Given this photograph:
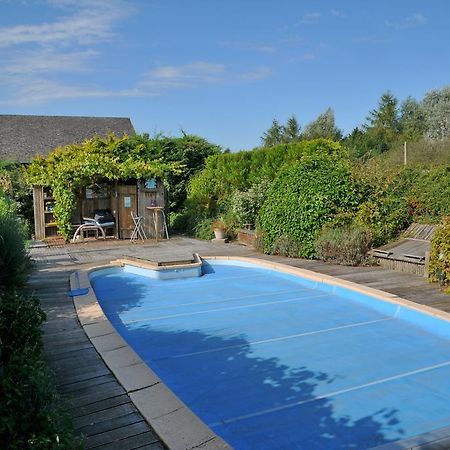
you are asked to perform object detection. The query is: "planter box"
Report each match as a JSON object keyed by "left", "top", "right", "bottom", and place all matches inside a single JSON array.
[{"left": 238, "top": 229, "right": 257, "bottom": 247}]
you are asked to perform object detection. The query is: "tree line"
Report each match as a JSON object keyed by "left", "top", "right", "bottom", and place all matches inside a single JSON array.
[{"left": 261, "top": 85, "right": 450, "bottom": 157}]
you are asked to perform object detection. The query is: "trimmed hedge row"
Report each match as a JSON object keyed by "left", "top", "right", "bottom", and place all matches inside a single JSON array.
[{"left": 187, "top": 139, "right": 344, "bottom": 217}]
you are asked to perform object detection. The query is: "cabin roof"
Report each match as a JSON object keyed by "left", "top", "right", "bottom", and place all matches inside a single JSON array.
[{"left": 0, "top": 114, "right": 135, "bottom": 163}]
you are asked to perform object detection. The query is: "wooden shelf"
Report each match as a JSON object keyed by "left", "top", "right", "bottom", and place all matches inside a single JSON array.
[
  {"left": 44, "top": 211, "right": 54, "bottom": 214},
  {"left": 45, "top": 222, "right": 57, "bottom": 228}
]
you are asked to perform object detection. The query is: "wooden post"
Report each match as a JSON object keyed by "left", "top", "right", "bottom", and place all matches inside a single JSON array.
[
  {"left": 403, "top": 141, "right": 407, "bottom": 166},
  {"left": 424, "top": 251, "right": 431, "bottom": 279}
]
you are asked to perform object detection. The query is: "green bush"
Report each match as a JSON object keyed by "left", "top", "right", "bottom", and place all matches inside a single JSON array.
[
  {"left": 228, "top": 178, "right": 272, "bottom": 228},
  {"left": 0, "top": 195, "right": 30, "bottom": 288},
  {"left": 0, "top": 161, "right": 34, "bottom": 236},
  {"left": 271, "top": 235, "right": 305, "bottom": 257},
  {"left": 315, "top": 225, "right": 373, "bottom": 266},
  {"left": 187, "top": 139, "right": 345, "bottom": 218},
  {"left": 258, "top": 154, "right": 360, "bottom": 258},
  {"left": 428, "top": 216, "right": 450, "bottom": 291},
  {"left": 0, "top": 290, "right": 80, "bottom": 449},
  {"left": 194, "top": 217, "right": 215, "bottom": 240}
]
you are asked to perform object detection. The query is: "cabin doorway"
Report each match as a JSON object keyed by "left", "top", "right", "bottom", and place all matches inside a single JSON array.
[{"left": 117, "top": 183, "right": 137, "bottom": 239}]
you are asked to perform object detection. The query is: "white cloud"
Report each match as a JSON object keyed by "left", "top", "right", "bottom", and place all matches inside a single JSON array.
[
  {"left": 330, "top": 9, "right": 346, "bottom": 18},
  {"left": 355, "top": 35, "right": 389, "bottom": 44},
  {"left": 302, "top": 52, "right": 315, "bottom": 60},
  {"left": 138, "top": 61, "right": 271, "bottom": 91},
  {"left": 3, "top": 48, "right": 98, "bottom": 74},
  {"left": 385, "top": 13, "right": 427, "bottom": 30},
  {"left": 221, "top": 40, "right": 277, "bottom": 54},
  {"left": 300, "top": 12, "right": 321, "bottom": 24},
  {"left": 0, "top": 61, "right": 272, "bottom": 105},
  {"left": 0, "top": 0, "right": 135, "bottom": 104},
  {"left": 0, "top": 0, "right": 132, "bottom": 47},
  {"left": 0, "top": 75, "right": 147, "bottom": 105},
  {"left": 0, "top": 1, "right": 272, "bottom": 106},
  {"left": 142, "top": 62, "right": 227, "bottom": 88}
]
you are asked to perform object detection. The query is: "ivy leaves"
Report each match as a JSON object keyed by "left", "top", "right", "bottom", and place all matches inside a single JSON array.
[{"left": 258, "top": 154, "right": 360, "bottom": 259}]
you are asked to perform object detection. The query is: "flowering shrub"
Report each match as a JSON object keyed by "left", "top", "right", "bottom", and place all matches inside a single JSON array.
[{"left": 229, "top": 178, "right": 272, "bottom": 228}]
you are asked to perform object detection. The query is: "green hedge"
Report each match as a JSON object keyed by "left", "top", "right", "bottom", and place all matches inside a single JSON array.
[
  {"left": 0, "top": 193, "right": 80, "bottom": 449},
  {"left": 187, "top": 139, "right": 344, "bottom": 218},
  {"left": 258, "top": 154, "right": 361, "bottom": 258},
  {"left": 0, "top": 195, "right": 30, "bottom": 287}
]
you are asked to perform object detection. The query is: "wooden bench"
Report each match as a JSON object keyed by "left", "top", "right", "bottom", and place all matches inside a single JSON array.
[{"left": 369, "top": 223, "right": 437, "bottom": 276}]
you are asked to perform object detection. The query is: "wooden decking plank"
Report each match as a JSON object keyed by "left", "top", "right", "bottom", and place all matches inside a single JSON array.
[
  {"left": 83, "top": 421, "right": 151, "bottom": 449},
  {"left": 49, "top": 347, "right": 102, "bottom": 365},
  {"left": 42, "top": 327, "right": 87, "bottom": 342},
  {"left": 70, "top": 394, "right": 132, "bottom": 418},
  {"left": 133, "top": 443, "right": 165, "bottom": 450},
  {"left": 45, "top": 341, "right": 93, "bottom": 358},
  {"left": 91, "top": 431, "right": 161, "bottom": 450},
  {"left": 58, "top": 374, "right": 117, "bottom": 394},
  {"left": 53, "top": 364, "right": 110, "bottom": 383},
  {"left": 76, "top": 412, "right": 145, "bottom": 437},
  {"left": 42, "top": 318, "right": 81, "bottom": 334},
  {"left": 66, "top": 385, "right": 126, "bottom": 409},
  {"left": 73, "top": 402, "right": 139, "bottom": 430}
]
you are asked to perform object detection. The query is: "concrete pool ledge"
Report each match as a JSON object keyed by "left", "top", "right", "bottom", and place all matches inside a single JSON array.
[
  {"left": 71, "top": 256, "right": 450, "bottom": 450},
  {"left": 70, "top": 265, "right": 231, "bottom": 450}
]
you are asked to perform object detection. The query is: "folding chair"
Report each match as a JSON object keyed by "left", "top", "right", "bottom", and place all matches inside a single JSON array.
[{"left": 131, "top": 211, "right": 147, "bottom": 241}]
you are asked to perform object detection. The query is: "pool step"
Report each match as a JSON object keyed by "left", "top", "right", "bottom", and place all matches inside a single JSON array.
[{"left": 113, "top": 253, "right": 203, "bottom": 280}]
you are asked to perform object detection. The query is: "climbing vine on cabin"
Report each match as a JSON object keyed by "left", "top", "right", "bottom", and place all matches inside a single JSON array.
[{"left": 26, "top": 135, "right": 178, "bottom": 240}]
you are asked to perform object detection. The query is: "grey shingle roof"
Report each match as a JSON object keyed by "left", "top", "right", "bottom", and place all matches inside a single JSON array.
[{"left": 0, "top": 115, "right": 135, "bottom": 163}]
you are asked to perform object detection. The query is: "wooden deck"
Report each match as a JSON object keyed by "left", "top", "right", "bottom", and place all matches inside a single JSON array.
[
  {"left": 28, "top": 267, "right": 165, "bottom": 450},
  {"left": 28, "top": 237, "right": 450, "bottom": 449}
]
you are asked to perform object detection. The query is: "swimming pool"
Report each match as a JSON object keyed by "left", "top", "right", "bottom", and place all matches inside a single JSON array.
[{"left": 90, "top": 258, "right": 450, "bottom": 449}]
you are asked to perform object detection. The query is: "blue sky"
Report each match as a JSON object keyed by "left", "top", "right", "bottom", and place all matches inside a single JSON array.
[{"left": 1, "top": 0, "right": 449, "bottom": 151}]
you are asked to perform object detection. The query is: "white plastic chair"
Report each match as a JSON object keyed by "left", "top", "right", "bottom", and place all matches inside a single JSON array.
[{"left": 131, "top": 211, "right": 147, "bottom": 241}]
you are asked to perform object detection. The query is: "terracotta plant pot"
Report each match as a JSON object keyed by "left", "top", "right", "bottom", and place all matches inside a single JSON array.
[{"left": 213, "top": 228, "right": 225, "bottom": 239}]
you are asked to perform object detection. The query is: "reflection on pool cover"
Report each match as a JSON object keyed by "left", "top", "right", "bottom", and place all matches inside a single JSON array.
[{"left": 91, "top": 260, "right": 450, "bottom": 449}]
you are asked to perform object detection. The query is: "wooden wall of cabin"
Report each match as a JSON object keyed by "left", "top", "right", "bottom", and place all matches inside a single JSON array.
[{"left": 33, "top": 186, "right": 45, "bottom": 240}]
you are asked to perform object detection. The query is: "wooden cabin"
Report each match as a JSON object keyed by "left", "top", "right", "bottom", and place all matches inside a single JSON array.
[
  {"left": 33, "top": 179, "right": 166, "bottom": 240},
  {"left": 0, "top": 114, "right": 168, "bottom": 240}
]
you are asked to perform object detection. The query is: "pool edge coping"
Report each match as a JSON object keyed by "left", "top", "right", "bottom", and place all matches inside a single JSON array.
[{"left": 72, "top": 255, "right": 450, "bottom": 450}]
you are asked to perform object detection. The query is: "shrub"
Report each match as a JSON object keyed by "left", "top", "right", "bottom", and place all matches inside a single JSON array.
[
  {"left": 0, "top": 194, "right": 30, "bottom": 288},
  {"left": 0, "top": 290, "right": 80, "bottom": 449},
  {"left": 428, "top": 216, "right": 450, "bottom": 290},
  {"left": 271, "top": 235, "right": 304, "bottom": 257},
  {"left": 315, "top": 225, "right": 373, "bottom": 266},
  {"left": 194, "top": 218, "right": 214, "bottom": 240},
  {"left": 0, "top": 161, "right": 34, "bottom": 236},
  {"left": 258, "top": 154, "right": 361, "bottom": 258},
  {"left": 352, "top": 162, "right": 450, "bottom": 246},
  {"left": 229, "top": 178, "right": 272, "bottom": 228}
]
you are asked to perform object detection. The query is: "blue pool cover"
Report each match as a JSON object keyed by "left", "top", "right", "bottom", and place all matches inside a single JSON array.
[{"left": 91, "top": 260, "right": 450, "bottom": 449}]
